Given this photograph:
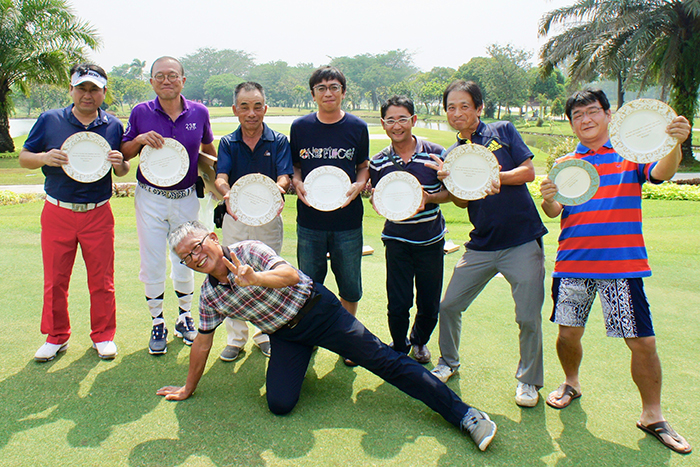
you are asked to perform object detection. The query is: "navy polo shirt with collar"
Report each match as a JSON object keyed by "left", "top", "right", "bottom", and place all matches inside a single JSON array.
[
  {"left": 216, "top": 123, "right": 293, "bottom": 183},
  {"left": 369, "top": 137, "right": 446, "bottom": 245},
  {"left": 446, "top": 120, "right": 547, "bottom": 251},
  {"left": 23, "top": 105, "right": 124, "bottom": 204}
]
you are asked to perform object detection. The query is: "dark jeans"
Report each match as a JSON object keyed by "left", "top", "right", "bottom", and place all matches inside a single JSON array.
[
  {"left": 384, "top": 239, "right": 444, "bottom": 354},
  {"left": 267, "top": 282, "right": 470, "bottom": 427}
]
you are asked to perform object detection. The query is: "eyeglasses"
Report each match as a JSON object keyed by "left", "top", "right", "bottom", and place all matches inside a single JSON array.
[
  {"left": 313, "top": 84, "right": 343, "bottom": 94},
  {"left": 571, "top": 106, "right": 604, "bottom": 121},
  {"left": 179, "top": 235, "right": 208, "bottom": 265},
  {"left": 153, "top": 72, "right": 182, "bottom": 83},
  {"left": 381, "top": 116, "right": 414, "bottom": 126}
]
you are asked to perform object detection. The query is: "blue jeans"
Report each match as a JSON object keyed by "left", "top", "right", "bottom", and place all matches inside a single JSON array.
[
  {"left": 267, "top": 282, "right": 470, "bottom": 427},
  {"left": 296, "top": 225, "right": 362, "bottom": 302}
]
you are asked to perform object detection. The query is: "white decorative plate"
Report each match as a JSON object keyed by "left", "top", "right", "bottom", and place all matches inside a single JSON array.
[
  {"left": 60, "top": 132, "right": 112, "bottom": 183},
  {"left": 609, "top": 99, "right": 677, "bottom": 163},
  {"left": 373, "top": 171, "right": 423, "bottom": 221},
  {"left": 228, "top": 173, "right": 283, "bottom": 226},
  {"left": 304, "top": 166, "right": 351, "bottom": 212},
  {"left": 140, "top": 138, "right": 190, "bottom": 187},
  {"left": 442, "top": 143, "right": 500, "bottom": 200},
  {"left": 549, "top": 158, "right": 600, "bottom": 206}
]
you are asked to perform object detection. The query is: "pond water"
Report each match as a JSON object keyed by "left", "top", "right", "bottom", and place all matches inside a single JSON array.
[{"left": 9, "top": 119, "right": 37, "bottom": 137}]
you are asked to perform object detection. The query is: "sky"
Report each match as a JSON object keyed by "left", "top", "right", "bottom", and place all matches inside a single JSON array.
[{"left": 68, "top": 0, "right": 574, "bottom": 73}]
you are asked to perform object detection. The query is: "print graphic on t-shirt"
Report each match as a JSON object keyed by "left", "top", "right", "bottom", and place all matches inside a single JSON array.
[{"left": 298, "top": 147, "right": 356, "bottom": 160}]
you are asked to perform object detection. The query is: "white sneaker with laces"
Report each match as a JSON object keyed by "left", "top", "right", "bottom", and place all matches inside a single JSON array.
[
  {"left": 34, "top": 342, "right": 68, "bottom": 362},
  {"left": 93, "top": 341, "right": 118, "bottom": 359},
  {"left": 430, "top": 363, "right": 457, "bottom": 383},
  {"left": 515, "top": 382, "right": 539, "bottom": 407}
]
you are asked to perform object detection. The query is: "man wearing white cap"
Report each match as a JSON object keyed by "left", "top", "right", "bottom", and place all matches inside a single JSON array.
[{"left": 20, "top": 63, "right": 130, "bottom": 361}]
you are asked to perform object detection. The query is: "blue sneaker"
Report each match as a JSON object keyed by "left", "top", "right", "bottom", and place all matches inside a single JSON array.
[
  {"left": 174, "top": 316, "right": 197, "bottom": 345},
  {"left": 149, "top": 323, "right": 168, "bottom": 355}
]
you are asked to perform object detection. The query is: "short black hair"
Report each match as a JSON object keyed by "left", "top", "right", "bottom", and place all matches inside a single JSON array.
[
  {"left": 309, "top": 66, "right": 346, "bottom": 93},
  {"left": 70, "top": 63, "right": 108, "bottom": 81},
  {"left": 234, "top": 81, "right": 266, "bottom": 105},
  {"left": 380, "top": 95, "right": 415, "bottom": 119},
  {"left": 150, "top": 56, "right": 185, "bottom": 77},
  {"left": 565, "top": 88, "right": 611, "bottom": 122},
  {"left": 443, "top": 80, "right": 483, "bottom": 110}
]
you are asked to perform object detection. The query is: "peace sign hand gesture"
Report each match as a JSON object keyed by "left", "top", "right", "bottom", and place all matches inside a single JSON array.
[{"left": 223, "top": 251, "right": 259, "bottom": 287}]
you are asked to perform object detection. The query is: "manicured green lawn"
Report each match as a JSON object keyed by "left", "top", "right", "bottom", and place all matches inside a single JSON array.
[{"left": 0, "top": 197, "right": 698, "bottom": 466}]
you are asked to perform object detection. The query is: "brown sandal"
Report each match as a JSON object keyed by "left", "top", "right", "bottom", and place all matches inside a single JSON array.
[
  {"left": 545, "top": 383, "right": 581, "bottom": 409},
  {"left": 637, "top": 421, "right": 692, "bottom": 454}
]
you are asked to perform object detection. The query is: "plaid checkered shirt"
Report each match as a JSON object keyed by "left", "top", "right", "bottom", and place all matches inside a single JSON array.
[{"left": 198, "top": 241, "right": 313, "bottom": 334}]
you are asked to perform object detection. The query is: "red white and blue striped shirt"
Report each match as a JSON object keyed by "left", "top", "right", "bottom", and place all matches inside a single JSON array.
[{"left": 552, "top": 140, "right": 659, "bottom": 279}]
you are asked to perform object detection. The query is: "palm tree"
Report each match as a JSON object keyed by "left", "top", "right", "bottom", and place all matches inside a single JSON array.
[
  {"left": 128, "top": 58, "right": 147, "bottom": 80},
  {"left": 0, "top": 0, "right": 100, "bottom": 153},
  {"left": 538, "top": 0, "right": 700, "bottom": 165}
]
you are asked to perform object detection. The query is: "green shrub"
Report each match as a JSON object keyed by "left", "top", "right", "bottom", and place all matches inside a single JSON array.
[
  {"left": 0, "top": 190, "right": 41, "bottom": 205},
  {"left": 545, "top": 138, "right": 577, "bottom": 172}
]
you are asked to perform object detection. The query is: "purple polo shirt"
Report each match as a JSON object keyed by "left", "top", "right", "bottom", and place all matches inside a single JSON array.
[{"left": 123, "top": 97, "right": 214, "bottom": 190}]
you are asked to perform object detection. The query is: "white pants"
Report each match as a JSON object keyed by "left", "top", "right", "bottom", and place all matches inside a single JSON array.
[
  {"left": 222, "top": 213, "right": 283, "bottom": 346},
  {"left": 134, "top": 185, "right": 198, "bottom": 317}
]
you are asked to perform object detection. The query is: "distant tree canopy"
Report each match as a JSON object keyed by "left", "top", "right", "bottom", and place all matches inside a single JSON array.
[
  {"left": 108, "top": 75, "right": 151, "bottom": 110},
  {"left": 179, "top": 48, "right": 255, "bottom": 102},
  {"left": 331, "top": 50, "right": 418, "bottom": 111},
  {"left": 204, "top": 74, "right": 244, "bottom": 107},
  {"left": 102, "top": 46, "right": 568, "bottom": 124}
]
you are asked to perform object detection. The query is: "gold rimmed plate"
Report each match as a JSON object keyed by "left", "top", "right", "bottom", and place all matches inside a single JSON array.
[
  {"left": 373, "top": 171, "right": 423, "bottom": 221},
  {"left": 304, "top": 166, "right": 351, "bottom": 211},
  {"left": 228, "top": 173, "right": 283, "bottom": 226},
  {"left": 610, "top": 99, "right": 677, "bottom": 163},
  {"left": 442, "top": 144, "right": 500, "bottom": 200},
  {"left": 61, "top": 132, "right": 112, "bottom": 183},
  {"left": 140, "top": 138, "right": 190, "bottom": 187}
]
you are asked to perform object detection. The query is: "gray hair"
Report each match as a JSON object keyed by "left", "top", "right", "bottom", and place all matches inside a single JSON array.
[
  {"left": 168, "top": 220, "right": 211, "bottom": 252},
  {"left": 234, "top": 81, "right": 266, "bottom": 105}
]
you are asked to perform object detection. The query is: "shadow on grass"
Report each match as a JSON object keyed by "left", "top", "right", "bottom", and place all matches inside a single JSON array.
[
  {"left": 0, "top": 348, "right": 162, "bottom": 449},
  {"left": 127, "top": 349, "right": 344, "bottom": 466},
  {"left": 549, "top": 402, "right": 672, "bottom": 466}
]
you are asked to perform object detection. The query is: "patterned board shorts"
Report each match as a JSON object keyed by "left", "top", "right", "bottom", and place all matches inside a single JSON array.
[{"left": 550, "top": 277, "right": 654, "bottom": 338}]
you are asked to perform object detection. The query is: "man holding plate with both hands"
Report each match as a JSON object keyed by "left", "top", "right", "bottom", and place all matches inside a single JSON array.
[
  {"left": 121, "top": 56, "right": 217, "bottom": 356},
  {"left": 214, "top": 81, "right": 293, "bottom": 362},
  {"left": 290, "top": 66, "right": 370, "bottom": 366},
  {"left": 20, "top": 63, "right": 130, "bottom": 362},
  {"left": 369, "top": 95, "right": 449, "bottom": 364},
  {"left": 427, "top": 80, "right": 548, "bottom": 409},
  {"left": 539, "top": 88, "right": 692, "bottom": 454}
]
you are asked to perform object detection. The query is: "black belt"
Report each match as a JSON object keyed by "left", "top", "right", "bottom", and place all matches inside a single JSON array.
[{"left": 285, "top": 287, "right": 320, "bottom": 329}]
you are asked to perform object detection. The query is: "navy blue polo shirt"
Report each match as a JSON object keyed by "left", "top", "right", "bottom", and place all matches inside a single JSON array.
[
  {"left": 23, "top": 105, "right": 124, "bottom": 203},
  {"left": 447, "top": 120, "right": 547, "bottom": 251},
  {"left": 216, "top": 123, "right": 293, "bottom": 183},
  {"left": 370, "top": 138, "right": 446, "bottom": 245}
]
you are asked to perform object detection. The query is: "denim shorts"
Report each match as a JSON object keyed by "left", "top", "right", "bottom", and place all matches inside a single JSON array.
[
  {"left": 296, "top": 225, "right": 363, "bottom": 302},
  {"left": 550, "top": 277, "right": 654, "bottom": 338}
]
